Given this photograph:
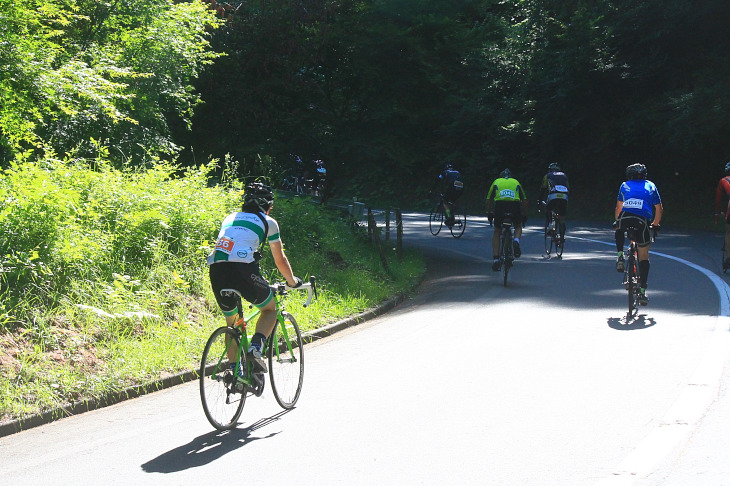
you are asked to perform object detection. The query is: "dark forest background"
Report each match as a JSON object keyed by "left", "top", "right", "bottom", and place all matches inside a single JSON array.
[{"left": 3, "top": 0, "right": 730, "bottom": 222}]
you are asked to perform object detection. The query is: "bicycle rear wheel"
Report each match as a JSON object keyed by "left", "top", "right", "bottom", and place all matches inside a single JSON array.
[
  {"left": 627, "top": 253, "right": 639, "bottom": 316},
  {"left": 502, "top": 227, "right": 512, "bottom": 287},
  {"left": 200, "top": 327, "right": 246, "bottom": 430},
  {"left": 543, "top": 219, "right": 553, "bottom": 256},
  {"left": 268, "top": 312, "right": 304, "bottom": 409},
  {"left": 450, "top": 209, "right": 466, "bottom": 238},
  {"left": 429, "top": 205, "right": 443, "bottom": 235},
  {"left": 555, "top": 228, "right": 564, "bottom": 258}
]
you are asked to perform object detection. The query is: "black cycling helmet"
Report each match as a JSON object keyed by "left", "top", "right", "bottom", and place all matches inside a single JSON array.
[
  {"left": 243, "top": 182, "right": 274, "bottom": 212},
  {"left": 548, "top": 163, "right": 561, "bottom": 172},
  {"left": 724, "top": 161, "right": 730, "bottom": 175},
  {"left": 625, "top": 163, "right": 647, "bottom": 180},
  {"left": 499, "top": 168, "right": 512, "bottom": 179},
  {"left": 444, "top": 163, "right": 453, "bottom": 171}
]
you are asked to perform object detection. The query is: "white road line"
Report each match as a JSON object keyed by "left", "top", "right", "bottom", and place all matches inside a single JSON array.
[{"left": 569, "top": 236, "right": 730, "bottom": 485}]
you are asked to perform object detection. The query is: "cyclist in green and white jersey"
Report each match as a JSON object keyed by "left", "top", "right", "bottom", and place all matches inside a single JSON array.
[{"left": 207, "top": 182, "right": 301, "bottom": 371}]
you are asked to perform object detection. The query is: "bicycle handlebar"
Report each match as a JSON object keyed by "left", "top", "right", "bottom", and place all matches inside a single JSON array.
[
  {"left": 280, "top": 275, "right": 317, "bottom": 307},
  {"left": 220, "top": 275, "right": 318, "bottom": 309}
]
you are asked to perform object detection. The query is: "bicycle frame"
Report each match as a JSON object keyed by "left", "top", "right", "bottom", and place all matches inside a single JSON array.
[{"left": 498, "top": 215, "right": 514, "bottom": 286}]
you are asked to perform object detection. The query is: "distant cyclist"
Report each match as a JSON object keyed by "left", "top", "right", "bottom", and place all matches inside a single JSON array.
[
  {"left": 539, "top": 163, "right": 569, "bottom": 241},
  {"left": 207, "top": 182, "right": 302, "bottom": 372},
  {"left": 486, "top": 168, "right": 528, "bottom": 271},
  {"left": 714, "top": 161, "right": 730, "bottom": 268},
  {"left": 434, "top": 163, "right": 464, "bottom": 227},
  {"left": 614, "top": 163, "right": 663, "bottom": 306}
]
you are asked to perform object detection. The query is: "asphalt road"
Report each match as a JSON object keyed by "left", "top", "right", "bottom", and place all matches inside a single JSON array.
[{"left": 1, "top": 213, "right": 729, "bottom": 485}]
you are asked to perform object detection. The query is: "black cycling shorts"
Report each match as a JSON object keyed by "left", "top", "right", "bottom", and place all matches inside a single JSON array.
[
  {"left": 209, "top": 262, "right": 273, "bottom": 316},
  {"left": 616, "top": 212, "right": 652, "bottom": 247},
  {"left": 494, "top": 200, "right": 522, "bottom": 228},
  {"left": 444, "top": 186, "right": 463, "bottom": 205},
  {"left": 546, "top": 199, "right": 568, "bottom": 217}
]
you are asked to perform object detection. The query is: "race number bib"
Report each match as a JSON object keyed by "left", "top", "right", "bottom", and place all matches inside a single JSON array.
[
  {"left": 623, "top": 198, "right": 644, "bottom": 209},
  {"left": 499, "top": 189, "right": 516, "bottom": 199},
  {"left": 214, "top": 237, "right": 235, "bottom": 254}
]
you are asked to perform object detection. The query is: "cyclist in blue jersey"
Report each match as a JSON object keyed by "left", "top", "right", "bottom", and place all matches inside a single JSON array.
[{"left": 614, "top": 164, "right": 663, "bottom": 306}]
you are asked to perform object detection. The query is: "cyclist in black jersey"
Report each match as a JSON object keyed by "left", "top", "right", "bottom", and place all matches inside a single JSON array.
[
  {"left": 434, "top": 163, "right": 464, "bottom": 227},
  {"left": 539, "top": 163, "right": 569, "bottom": 242}
]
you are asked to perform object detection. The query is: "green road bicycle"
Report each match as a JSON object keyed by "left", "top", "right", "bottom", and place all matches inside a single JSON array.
[
  {"left": 199, "top": 277, "right": 317, "bottom": 430},
  {"left": 429, "top": 193, "right": 466, "bottom": 238}
]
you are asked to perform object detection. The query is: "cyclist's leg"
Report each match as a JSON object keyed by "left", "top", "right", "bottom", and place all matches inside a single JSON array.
[
  {"left": 209, "top": 263, "right": 246, "bottom": 363},
  {"left": 510, "top": 202, "right": 523, "bottom": 257},
  {"left": 492, "top": 227, "right": 502, "bottom": 257},
  {"left": 254, "top": 297, "right": 277, "bottom": 341},
  {"left": 636, "top": 220, "right": 652, "bottom": 289},
  {"left": 637, "top": 246, "right": 650, "bottom": 285},
  {"left": 232, "top": 265, "right": 276, "bottom": 369},
  {"left": 554, "top": 199, "right": 568, "bottom": 238}
]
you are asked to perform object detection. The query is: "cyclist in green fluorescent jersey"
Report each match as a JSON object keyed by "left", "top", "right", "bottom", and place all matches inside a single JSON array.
[
  {"left": 486, "top": 168, "right": 528, "bottom": 271},
  {"left": 207, "top": 182, "right": 301, "bottom": 371}
]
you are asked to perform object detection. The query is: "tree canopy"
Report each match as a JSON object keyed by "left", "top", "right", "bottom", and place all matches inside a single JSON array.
[
  {"left": 0, "top": 0, "right": 220, "bottom": 165},
  {"left": 3, "top": 0, "right": 729, "bottom": 209}
]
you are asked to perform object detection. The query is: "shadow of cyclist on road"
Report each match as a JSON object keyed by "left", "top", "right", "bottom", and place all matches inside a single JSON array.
[
  {"left": 141, "top": 410, "right": 291, "bottom": 473},
  {"left": 607, "top": 314, "right": 657, "bottom": 331}
]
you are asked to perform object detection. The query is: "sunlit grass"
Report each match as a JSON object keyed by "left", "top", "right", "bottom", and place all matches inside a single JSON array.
[{"left": 0, "top": 157, "right": 425, "bottom": 421}]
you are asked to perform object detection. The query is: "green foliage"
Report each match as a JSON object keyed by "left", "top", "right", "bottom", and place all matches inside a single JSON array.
[
  {"left": 0, "top": 157, "right": 227, "bottom": 328},
  {"left": 0, "top": 0, "right": 222, "bottom": 166},
  {"left": 0, "top": 156, "right": 424, "bottom": 419}
]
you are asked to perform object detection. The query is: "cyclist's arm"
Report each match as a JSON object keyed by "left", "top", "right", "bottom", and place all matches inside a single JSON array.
[
  {"left": 518, "top": 185, "right": 528, "bottom": 211},
  {"left": 652, "top": 203, "right": 663, "bottom": 226},
  {"left": 485, "top": 183, "right": 496, "bottom": 213},
  {"left": 716, "top": 182, "right": 724, "bottom": 213},
  {"left": 615, "top": 200, "right": 623, "bottom": 219},
  {"left": 269, "top": 240, "right": 297, "bottom": 287}
]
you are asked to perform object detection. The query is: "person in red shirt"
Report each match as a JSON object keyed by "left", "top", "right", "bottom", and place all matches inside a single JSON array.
[{"left": 715, "top": 162, "right": 730, "bottom": 268}]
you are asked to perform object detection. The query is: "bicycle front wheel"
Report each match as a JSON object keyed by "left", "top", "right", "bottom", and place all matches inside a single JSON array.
[
  {"left": 268, "top": 312, "right": 304, "bottom": 409},
  {"left": 450, "top": 209, "right": 466, "bottom": 238},
  {"left": 200, "top": 327, "right": 246, "bottom": 430},
  {"left": 429, "top": 206, "right": 443, "bottom": 235}
]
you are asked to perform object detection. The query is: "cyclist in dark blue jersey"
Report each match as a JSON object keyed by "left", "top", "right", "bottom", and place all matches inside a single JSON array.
[{"left": 614, "top": 163, "right": 663, "bottom": 306}]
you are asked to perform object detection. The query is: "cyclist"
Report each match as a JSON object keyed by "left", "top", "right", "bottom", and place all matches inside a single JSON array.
[
  {"left": 714, "top": 161, "right": 730, "bottom": 268},
  {"left": 614, "top": 163, "right": 663, "bottom": 306},
  {"left": 539, "top": 163, "right": 569, "bottom": 241},
  {"left": 433, "top": 163, "right": 464, "bottom": 227},
  {"left": 207, "top": 182, "right": 301, "bottom": 372},
  {"left": 486, "top": 168, "right": 528, "bottom": 271}
]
